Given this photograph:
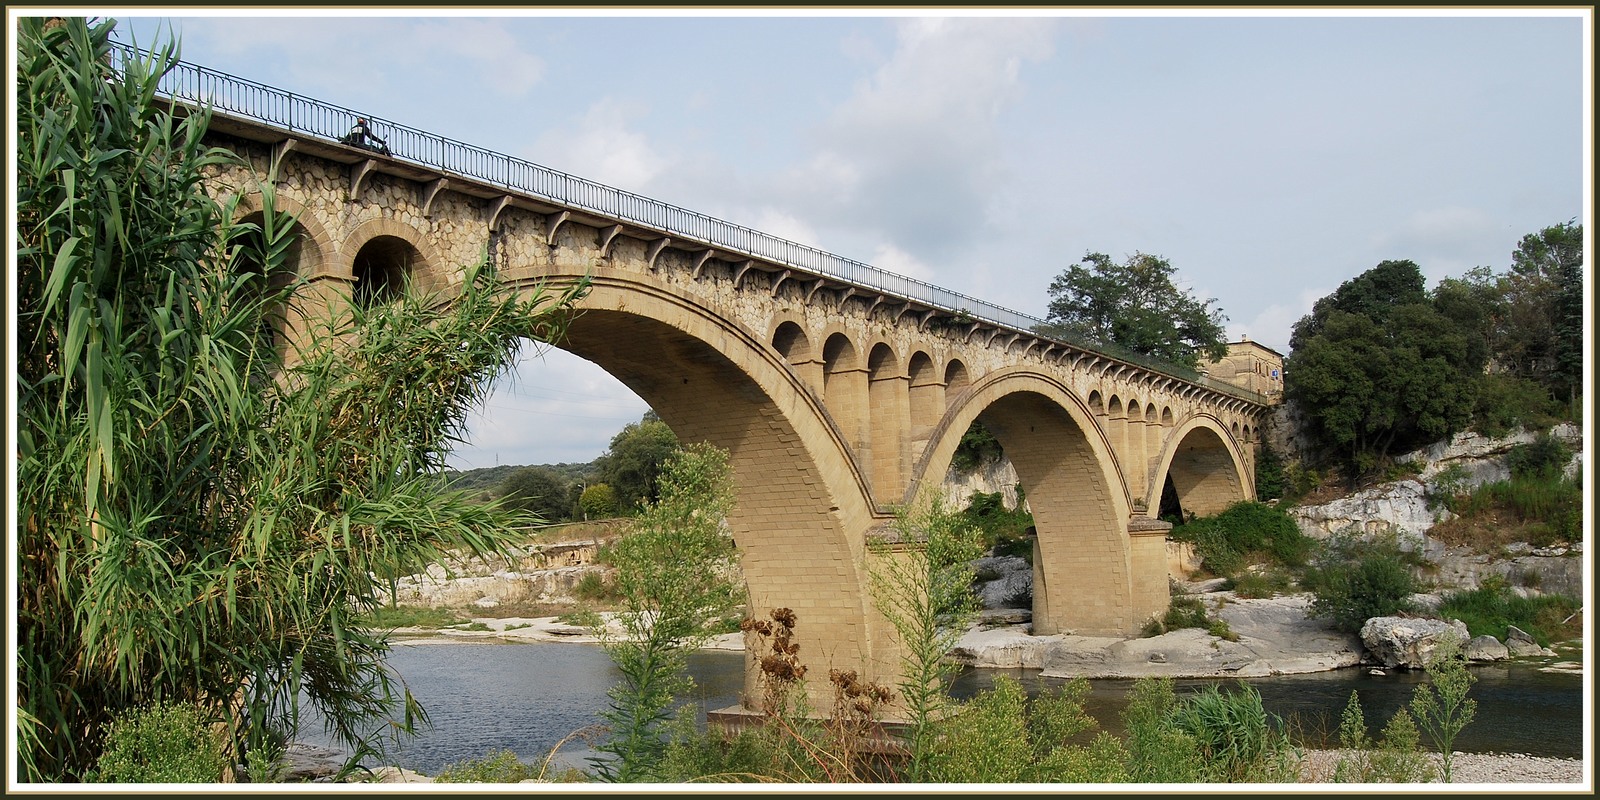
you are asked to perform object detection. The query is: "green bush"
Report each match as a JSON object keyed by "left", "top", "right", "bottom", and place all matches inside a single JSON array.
[
  {"left": 1472, "top": 374, "right": 1562, "bottom": 438},
  {"left": 434, "top": 749, "right": 541, "bottom": 783},
  {"left": 952, "top": 420, "right": 1004, "bottom": 473},
  {"left": 1170, "top": 501, "right": 1312, "bottom": 577},
  {"left": 573, "top": 570, "right": 615, "bottom": 602},
  {"left": 1226, "top": 568, "right": 1294, "bottom": 599},
  {"left": 1506, "top": 432, "right": 1573, "bottom": 479},
  {"left": 1437, "top": 582, "right": 1581, "bottom": 645},
  {"left": 92, "top": 701, "right": 229, "bottom": 783},
  {"left": 926, "top": 676, "right": 1127, "bottom": 783},
  {"left": 960, "top": 489, "right": 1035, "bottom": 559},
  {"left": 1145, "top": 594, "right": 1211, "bottom": 637},
  {"left": 1304, "top": 532, "right": 1421, "bottom": 633}
]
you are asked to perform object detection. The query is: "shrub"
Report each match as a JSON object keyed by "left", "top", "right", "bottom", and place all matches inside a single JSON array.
[
  {"left": 951, "top": 420, "right": 1004, "bottom": 472},
  {"left": 573, "top": 570, "right": 615, "bottom": 602},
  {"left": 1226, "top": 568, "right": 1295, "bottom": 599},
  {"left": 1332, "top": 691, "right": 1436, "bottom": 783},
  {"left": 1170, "top": 501, "right": 1312, "bottom": 578},
  {"left": 1145, "top": 594, "right": 1211, "bottom": 637},
  {"left": 1506, "top": 432, "right": 1573, "bottom": 480},
  {"left": 435, "top": 749, "right": 542, "bottom": 783},
  {"left": 92, "top": 702, "right": 229, "bottom": 783},
  {"left": 1304, "top": 532, "right": 1421, "bottom": 633}
]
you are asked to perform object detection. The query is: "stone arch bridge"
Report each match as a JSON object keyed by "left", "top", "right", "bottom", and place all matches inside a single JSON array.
[{"left": 162, "top": 55, "right": 1278, "bottom": 697}]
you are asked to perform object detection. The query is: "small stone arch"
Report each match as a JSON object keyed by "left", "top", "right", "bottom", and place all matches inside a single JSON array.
[
  {"left": 823, "top": 332, "right": 867, "bottom": 456},
  {"left": 867, "top": 343, "right": 907, "bottom": 498},
  {"left": 1088, "top": 390, "right": 1105, "bottom": 415},
  {"left": 771, "top": 319, "right": 822, "bottom": 392},
  {"left": 943, "top": 359, "right": 970, "bottom": 404},
  {"left": 339, "top": 217, "right": 445, "bottom": 299}
]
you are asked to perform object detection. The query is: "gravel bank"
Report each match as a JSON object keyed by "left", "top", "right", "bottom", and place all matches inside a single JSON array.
[{"left": 1299, "top": 749, "right": 1586, "bottom": 785}]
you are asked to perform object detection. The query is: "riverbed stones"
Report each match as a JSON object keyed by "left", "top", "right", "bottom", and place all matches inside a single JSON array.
[
  {"left": 1466, "top": 634, "right": 1510, "bottom": 662},
  {"left": 1505, "top": 624, "right": 1558, "bottom": 657},
  {"left": 1359, "top": 616, "right": 1471, "bottom": 669}
]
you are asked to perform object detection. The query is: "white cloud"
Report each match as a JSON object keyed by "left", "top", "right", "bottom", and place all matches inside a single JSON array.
[
  {"left": 451, "top": 347, "right": 649, "bottom": 469},
  {"left": 530, "top": 97, "right": 667, "bottom": 191},
  {"left": 1235, "top": 287, "right": 1332, "bottom": 355}
]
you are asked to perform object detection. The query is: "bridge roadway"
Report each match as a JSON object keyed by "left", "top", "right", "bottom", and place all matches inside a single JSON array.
[{"left": 162, "top": 52, "right": 1277, "bottom": 705}]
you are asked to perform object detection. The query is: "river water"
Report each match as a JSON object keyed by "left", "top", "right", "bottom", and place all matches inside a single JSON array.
[{"left": 298, "top": 640, "right": 1584, "bottom": 777}]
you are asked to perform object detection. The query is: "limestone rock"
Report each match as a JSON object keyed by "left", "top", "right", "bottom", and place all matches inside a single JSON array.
[
  {"left": 949, "top": 627, "right": 1051, "bottom": 669},
  {"left": 1289, "top": 480, "right": 1436, "bottom": 545},
  {"left": 1359, "top": 616, "right": 1471, "bottom": 669},
  {"left": 1465, "top": 634, "right": 1509, "bottom": 662},
  {"left": 973, "top": 556, "right": 1033, "bottom": 609},
  {"left": 1504, "top": 624, "right": 1557, "bottom": 657}
]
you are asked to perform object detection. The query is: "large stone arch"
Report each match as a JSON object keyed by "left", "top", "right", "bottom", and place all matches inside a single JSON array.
[
  {"left": 913, "top": 369, "right": 1147, "bottom": 636},
  {"left": 1149, "top": 414, "right": 1253, "bottom": 519},
  {"left": 510, "top": 272, "right": 895, "bottom": 698}
]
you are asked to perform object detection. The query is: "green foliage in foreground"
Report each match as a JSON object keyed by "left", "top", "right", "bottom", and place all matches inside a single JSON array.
[
  {"left": 90, "top": 702, "right": 230, "bottom": 783},
  {"left": 591, "top": 443, "right": 741, "bottom": 782},
  {"left": 434, "top": 749, "right": 544, "bottom": 783},
  {"left": 869, "top": 491, "right": 987, "bottom": 782},
  {"left": 1410, "top": 634, "right": 1477, "bottom": 783},
  {"left": 16, "top": 17, "right": 584, "bottom": 781},
  {"left": 1332, "top": 692, "right": 1436, "bottom": 783},
  {"left": 924, "top": 677, "right": 1128, "bottom": 783}
]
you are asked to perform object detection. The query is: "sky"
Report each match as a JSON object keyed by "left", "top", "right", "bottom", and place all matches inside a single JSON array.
[{"left": 83, "top": 8, "right": 1591, "bottom": 470}]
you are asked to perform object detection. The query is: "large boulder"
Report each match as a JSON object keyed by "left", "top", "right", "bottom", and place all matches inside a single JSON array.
[
  {"left": 1465, "top": 634, "right": 1509, "bottom": 662},
  {"left": 972, "top": 556, "right": 1033, "bottom": 609},
  {"left": 1359, "top": 616, "right": 1471, "bottom": 669}
]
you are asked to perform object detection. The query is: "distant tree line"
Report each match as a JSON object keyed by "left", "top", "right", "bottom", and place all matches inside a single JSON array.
[{"left": 455, "top": 411, "right": 682, "bottom": 523}]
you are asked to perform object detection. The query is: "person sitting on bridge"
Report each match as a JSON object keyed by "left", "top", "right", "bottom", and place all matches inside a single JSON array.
[{"left": 341, "top": 117, "right": 389, "bottom": 155}]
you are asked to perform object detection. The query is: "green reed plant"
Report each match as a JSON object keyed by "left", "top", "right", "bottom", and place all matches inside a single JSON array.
[{"left": 17, "top": 16, "right": 585, "bottom": 781}]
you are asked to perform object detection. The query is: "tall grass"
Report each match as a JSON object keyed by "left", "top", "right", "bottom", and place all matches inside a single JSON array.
[{"left": 16, "top": 17, "right": 584, "bottom": 780}]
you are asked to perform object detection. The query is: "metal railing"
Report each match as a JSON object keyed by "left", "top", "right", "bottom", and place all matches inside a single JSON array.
[{"left": 112, "top": 42, "right": 1268, "bottom": 405}]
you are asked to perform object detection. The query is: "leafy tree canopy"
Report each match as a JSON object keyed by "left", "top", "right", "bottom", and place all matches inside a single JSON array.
[
  {"left": 1289, "top": 259, "right": 1428, "bottom": 352},
  {"left": 595, "top": 412, "right": 680, "bottom": 513},
  {"left": 1040, "top": 251, "right": 1229, "bottom": 370},
  {"left": 498, "top": 466, "right": 572, "bottom": 523}
]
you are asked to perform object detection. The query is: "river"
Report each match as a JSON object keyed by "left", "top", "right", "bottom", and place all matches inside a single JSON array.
[{"left": 295, "top": 640, "right": 1583, "bottom": 778}]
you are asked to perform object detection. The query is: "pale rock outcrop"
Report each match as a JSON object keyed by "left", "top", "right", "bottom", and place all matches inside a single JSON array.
[
  {"left": 1288, "top": 480, "right": 1437, "bottom": 546},
  {"left": 1466, "top": 634, "right": 1510, "bottom": 662},
  {"left": 1359, "top": 616, "right": 1471, "bottom": 669},
  {"left": 1506, "top": 625, "right": 1559, "bottom": 658}
]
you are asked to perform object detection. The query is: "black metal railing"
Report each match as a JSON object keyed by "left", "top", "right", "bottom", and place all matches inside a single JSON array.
[{"left": 112, "top": 42, "right": 1268, "bottom": 405}]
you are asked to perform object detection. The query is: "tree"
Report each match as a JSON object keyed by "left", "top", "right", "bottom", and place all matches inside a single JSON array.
[
  {"left": 498, "top": 466, "right": 572, "bottom": 523},
  {"left": 1284, "top": 261, "right": 1483, "bottom": 482},
  {"left": 1485, "top": 221, "right": 1583, "bottom": 404},
  {"left": 16, "top": 18, "right": 585, "bottom": 781},
  {"left": 1289, "top": 259, "right": 1428, "bottom": 352},
  {"left": 595, "top": 413, "right": 680, "bottom": 513},
  {"left": 591, "top": 443, "right": 741, "bottom": 782},
  {"left": 1041, "top": 251, "right": 1229, "bottom": 369}
]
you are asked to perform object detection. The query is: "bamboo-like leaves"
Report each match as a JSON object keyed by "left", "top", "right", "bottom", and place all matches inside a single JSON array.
[{"left": 17, "top": 17, "right": 586, "bottom": 781}]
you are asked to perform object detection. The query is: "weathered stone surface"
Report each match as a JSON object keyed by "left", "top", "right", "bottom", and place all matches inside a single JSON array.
[
  {"left": 1359, "top": 616, "right": 1471, "bottom": 669},
  {"left": 948, "top": 627, "right": 1052, "bottom": 669},
  {"left": 1288, "top": 480, "right": 1437, "bottom": 545},
  {"left": 1465, "top": 634, "right": 1509, "bottom": 662},
  {"left": 973, "top": 556, "right": 1032, "bottom": 609}
]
